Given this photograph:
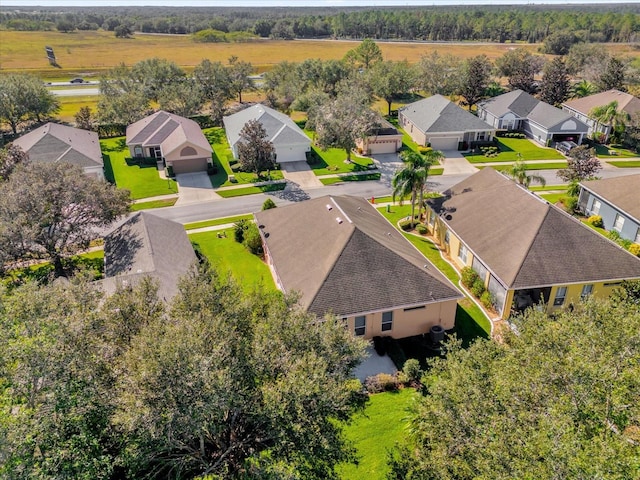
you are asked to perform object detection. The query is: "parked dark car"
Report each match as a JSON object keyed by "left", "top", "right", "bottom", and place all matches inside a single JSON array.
[
  {"left": 70, "top": 78, "right": 84, "bottom": 84},
  {"left": 556, "top": 140, "right": 578, "bottom": 155}
]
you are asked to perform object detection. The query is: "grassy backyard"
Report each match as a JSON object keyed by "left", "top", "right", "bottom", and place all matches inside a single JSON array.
[
  {"left": 100, "top": 137, "right": 178, "bottom": 200},
  {"left": 189, "top": 229, "right": 276, "bottom": 292},
  {"left": 338, "top": 389, "right": 417, "bottom": 480},
  {"left": 464, "top": 137, "right": 565, "bottom": 163}
]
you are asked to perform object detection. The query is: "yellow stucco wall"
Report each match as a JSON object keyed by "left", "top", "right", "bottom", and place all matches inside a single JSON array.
[{"left": 344, "top": 299, "right": 458, "bottom": 340}]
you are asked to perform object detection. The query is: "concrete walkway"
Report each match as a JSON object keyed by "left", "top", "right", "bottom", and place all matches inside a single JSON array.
[
  {"left": 175, "top": 172, "right": 220, "bottom": 205},
  {"left": 353, "top": 345, "right": 398, "bottom": 382},
  {"left": 441, "top": 150, "right": 480, "bottom": 175}
]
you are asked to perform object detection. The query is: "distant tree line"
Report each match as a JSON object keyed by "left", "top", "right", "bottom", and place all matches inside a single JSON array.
[{"left": 0, "top": 5, "right": 638, "bottom": 43}]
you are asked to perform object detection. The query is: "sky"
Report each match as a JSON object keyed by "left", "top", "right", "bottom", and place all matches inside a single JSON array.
[{"left": 4, "top": 0, "right": 628, "bottom": 7}]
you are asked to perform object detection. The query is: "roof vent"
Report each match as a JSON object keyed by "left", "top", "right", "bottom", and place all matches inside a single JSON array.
[
  {"left": 326, "top": 204, "right": 333, "bottom": 211},
  {"left": 387, "top": 232, "right": 392, "bottom": 236},
  {"left": 336, "top": 217, "right": 343, "bottom": 224}
]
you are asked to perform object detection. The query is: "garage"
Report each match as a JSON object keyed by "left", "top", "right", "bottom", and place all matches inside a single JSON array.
[
  {"left": 170, "top": 157, "right": 209, "bottom": 174},
  {"left": 428, "top": 137, "right": 459, "bottom": 150},
  {"left": 274, "top": 145, "right": 310, "bottom": 163}
]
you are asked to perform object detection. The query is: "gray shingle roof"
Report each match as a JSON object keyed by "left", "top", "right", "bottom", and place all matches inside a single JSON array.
[
  {"left": 223, "top": 104, "right": 310, "bottom": 149},
  {"left": 102, "top": 212, "right": 197, "bottom": 301},
  {"left": 254, "top": 196, "right": 462, "bottom": 318},
  {"left": 479, "top": 90, "right": 585, "bottom": 130},
  {"left": 398, "top": 95, "right": 494, "bottom": 134},
  {"left": 12, "top": 122, "right": 103, "bottom": 168},
  {"left": 563, "top": 90, "right": 640, "bottom": 118},
  {"left": 126, "top": 110, "right": 212, "bottom": 156},
  {"left": 580, "top": 174, "right": 640, "bottom": 223},
  {"left": 427, "top": 168, "right": 640, "bottom": 289}
]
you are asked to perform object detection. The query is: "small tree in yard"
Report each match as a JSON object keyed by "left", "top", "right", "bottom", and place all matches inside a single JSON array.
[
  {"left": 74, "top": 106, "right": 95, "bottom": 131},
  {"left": 557, "top": 146, "right": 602, "bottom": 182},
  {"left": 236, "top": 119, "right": 276, "bottom": 175},
  {"left": 262, "top": 198, "right": 277, "bottom": 210},
  {"left": 0, "top": 144, "right": 29, "bottom": 181}
]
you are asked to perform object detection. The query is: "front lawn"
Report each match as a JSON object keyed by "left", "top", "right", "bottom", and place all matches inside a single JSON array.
[
  {"left": 338, "top": 389, "right": 418, "bottom": 480},
  {"left": 304, "top": 130, "right": 375, "bottom": 175},
  {"left": 100, "top": 137, "right": 178, "bottom": 200},
  {"left": 594, "top": 144, "right": 638, "bottom": 158},
  {"left": 320, "top": 173, "right": 381, "bottom": 185},
  {"left": 184, "top": 214, "right": 253, "bottom": 231},
  {"left": 189, "top": 229, "right": 276, "bottom": 292},
  {"left": 608, "top": 160, "right": 640, "bottom": 168},
  {"left": 130, "top": 198, "right": 177, "bottom": 211},
  {"left": 464, "top": 137, "right": 565, "bottom": 163},
  {"left": 216, "top": 183, "right": 286, "bottom": 198},
  {"left": 487, "top": 162, "right": 567, "bottom": 171},
  {"left": 203, "top": 127, "right": 284, "bottom": 187}
]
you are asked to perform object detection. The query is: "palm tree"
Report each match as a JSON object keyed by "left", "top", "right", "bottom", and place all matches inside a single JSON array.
[
  {"left": 589, "top": 101, "right": 630, "bottom": 144},
  {"left": 505, "top": 159, "right": 546, "bottom": 188},
  {"left": 392, "top": 150, "right": 440, "bottom": 227},
  {"left": 570, "top": 80, "right": 596, "bottom": 99}
]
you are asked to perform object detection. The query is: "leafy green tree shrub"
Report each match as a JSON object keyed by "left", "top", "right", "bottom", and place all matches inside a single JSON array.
[
  {"left": 416, "top": 224, "right": 428, "bottom": 234},
  {"left": 480, "top": 290, "right": 493, "bottom": 309},
  {"left": 471, "top": 278, "right": 486, "bottom": 297},
  {"left": 234, "top": 218, "right": 250, "bottom": 243},
  {"left": 402, "top": 359, "right": 423, "bottom": 385},
  {"left": 243, "top": 222, "right": 263, "bottom": 255},
  {"left": 461, "top": 267, "right": 479, "bottom": 288},
  {"left": 365, "top": 373, "right": 399, "bottom": 393},
  {"left": 262, "top": 198, "right": 277, "bottom": 210},
  {"left": 587, "top": 215, "right": 603, "bottom": 228}
]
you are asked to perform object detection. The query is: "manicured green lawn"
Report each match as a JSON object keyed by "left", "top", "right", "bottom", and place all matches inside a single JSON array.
[
  {"left": 203, "top": 127, "right": 285, "bottom": 187},
  {"left": 320, "top": 173, "right": 381, "bottom": 185},
  {"left": 130, "top": 198, "right": 177, "bottom": 211},
  {"left": 189, "top": 229, "right": 276, "bottom": 291},
  {"left": 338, "top": 389, "right": 418, "bottom": 480},
  {"left": 304, "top": 130, "right": 375, "bottom": 175},
  {"left": 378, "top": 205, "right": 491, "bottom": 339},
  {"left": 594, "top": 144, "right": 638, "bottom": 158},
  {"left": 216, "top": 183, "right": 286, "bottom": 198},
  {"left": 464, "top": 137, "right": 565, "bottom": 163},
  {"left": 529, "top": 184, "right": 566, "bottom": 192},
  {"left": 487, "top": 162, "right": 567, "bottom": 171},
  {"left": 184, "top": 214, "right": 253, "bottom": 231},
  {"left": 429, "top": 167, "right": 444, "bottom": 175},
  {"left": 539, "top": 192, "right": 567, "bottom": 204},
  {"left": 100, "top": 137, "right": 178, "bottom": 200},
  {"left": 608, "top": 160, "right": 640, "bottom": 167}
]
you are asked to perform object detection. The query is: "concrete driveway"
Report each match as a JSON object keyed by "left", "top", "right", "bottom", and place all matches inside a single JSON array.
[
  {"left": 370, "top": 153, "right": 403, "bottom": 186},
  {"left": 441, "top": 150, "right": 479, "bottom": 175},
  {"left": 280, "top": 161, "right": 323, "bottom": 188},
  {"left": 175, "top": 172, "right": 220, "bottom": 205}
]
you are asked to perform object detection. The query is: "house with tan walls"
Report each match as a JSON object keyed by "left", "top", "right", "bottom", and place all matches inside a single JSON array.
[
  {"left": 126, "top": 111, "right": 213, "bottom": 174},
  {"left": 356, "top": 117, "right": 403, "bottom": 155},
  {"left": 254, "top": 195, "right": 463, "bottom": 340},
  {"left": 425, "top": 168, "right": 640, "bottom": 320}
]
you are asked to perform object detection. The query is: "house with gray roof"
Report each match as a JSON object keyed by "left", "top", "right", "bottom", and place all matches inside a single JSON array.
[
  {"left": 578, "top": 174, "right": 640, "bottom": 244},
  {"left": 356, "top": 116, "right": 403, "bottom": 155},
  {"left": 101, "top": 212, "right": 197, "bottom": 301},
  {"left": 398, "top": 95, "right": 495, "bottom": 150},
  {"left": 12, "top": 122, "right": 104, "bottom": 180},
  {"left": 126, "top": 111, "right": 213, "bottom": 174},
  {"left": 562, "top": 89, "right": 640, "bottom": 142},
  {"left": 223, "top": 104, "right": 311, "bottom": 164},
  {"left": 254, "top": 195, "right": 463, "bottom": 340},
  {"left": 425, "top": 168, "right": 640, "bottom": 319},
  {"left": 477, "top": 90, "right": 589, "bottom": 146}
]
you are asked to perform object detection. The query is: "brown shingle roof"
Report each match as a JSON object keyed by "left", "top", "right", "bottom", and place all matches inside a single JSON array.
[
  {"left": 254, "top": 196, "right": 462, "bottom": 317},
  {"left": 102, "top": 212, "right": 197, "bottom": 301},
  {"left": 580, "top": 174, "right": 640, "bottom": 223},
  {"left": 428, "top": 168, "right": 640, "bottom": 289},
  {"left": 563, "top": 90, "right": 640, "bottom": 117},
  {"left": 12, "top": 122, "right": 103, "bottom": 168}
]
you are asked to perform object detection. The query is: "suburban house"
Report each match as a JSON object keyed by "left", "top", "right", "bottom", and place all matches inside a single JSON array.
[
  {"left": 356, "top": 117, "right": 403, "bottom": 155},
  {"left": 12, "top": 122, "right": 104, "bottom": 180},
  {"left": 398, "top": 94, "right": 495, "bottom": 150},
  {"left": 578, "top": 174, "right": 640, "bottom": 244},
  {"left": 100, "top": 212, "right": 198, "bottom": 301},
  {"left": 477, "top": 89, "right": 589, "bottom": 146},
  {"left": 562, "top": 89, "right": 640, "bottom": 142},
  {"left": 425, "top": 168, "right": 640, "bottom": 319},
  {"left": 126, "top": 111, "right": 213, "bottom": 175},
  {"left": 254, "top": 195, "right": 463, "bottom": 340},
  {"left": 223, "top": 104, "right": 311, "bottom": 164}
]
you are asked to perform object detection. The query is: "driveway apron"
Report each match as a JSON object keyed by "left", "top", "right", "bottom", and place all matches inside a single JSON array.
[
  {"left": 175, "top": 172, "right": 220, "bottom": 205},
  {"left": 280, "top": 161, "right": 323, "bottom": 188}
]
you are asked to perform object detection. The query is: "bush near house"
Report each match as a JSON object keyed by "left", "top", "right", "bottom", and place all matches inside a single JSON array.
[
  {"left": 587, "top": 215, "right": 603, "bottom": 228},
  {"left": 630, "top": 244, "right": 640, "bottom": 257},
  {"left": 461, "top": 266, "right": 479, "bottom": 288}
]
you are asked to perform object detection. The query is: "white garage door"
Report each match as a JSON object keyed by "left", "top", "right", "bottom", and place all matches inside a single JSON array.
[
  {"left": 369, "top": 141, "right": 398, "bottom": 154},
  {"left": 429, "top": 137, "right": 459, "bottom": 150},
  {"left": 275, "top": 145, "right": 309, "bottom": 163}
]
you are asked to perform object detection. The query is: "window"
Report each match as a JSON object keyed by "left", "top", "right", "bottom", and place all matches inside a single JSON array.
[
  {"left": 581, "top": 284, "right": 593, "bottom": 300},
  {"left": 444, "top": 230, "right": 450, "bottom": 245},
  {"left": 133, "top": 145, "right": 143, "bottom": 158},
  {"left": 553, "top": 286, "right": 567, "bottom": 306},
  {"left": 381, "top": 311, "right": 393, "bottom": 332},
  {"left": 458, "top": 244, "right": 469, "bottom": 264},
  {"left": 590, "top": 199, "right": 601, "bottom": 215},
  {"left": 477, "top": 132, "right": 485, "bottom": 141},
  {"left": 354, "top": 316, "right": 366, "bottom": 336},
  {"left": 150, "top": 146, "right": 162, "bottom": 158},
  {"left": 613, "top": 214, "right": 625, "bottom": 232}
]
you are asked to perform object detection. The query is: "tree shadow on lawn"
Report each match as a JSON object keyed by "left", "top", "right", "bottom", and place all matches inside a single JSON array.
[
  {"left": 102, "top": 154, "right": 116, "bottom": 184},
  {"left": 453, "top": 303, "right": 489, "bottom": 348},
  {"left": 495, "top": 139, "right": 515, "bottom": 153},
  {"left": 209, "top": 152, "right": 228, "bottom": 188},
  {"left": 100, "top": 138, "right": 127, "bottom": 152},
  {"left": 204, "top": 128, "right": 225, "bottom": 145}
]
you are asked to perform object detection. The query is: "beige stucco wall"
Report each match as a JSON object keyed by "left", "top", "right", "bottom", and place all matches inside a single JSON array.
[
  {"left": 164, "top": 142, "right": 212, "bottom": 163},
  {"left": 344, "top": 299, "right": 458, "bottom": 340}
]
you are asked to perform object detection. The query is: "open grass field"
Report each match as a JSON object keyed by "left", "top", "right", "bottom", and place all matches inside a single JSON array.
[
  {"left": 189, "top": 229, "right": 276, "bottom": 291},
  {"left": 100, "top": 137, "right": 178, "bottom": 199},
  {"left": 56, "top": 95, "right": 99, "bottom": 123},
  {"left": 465, "top": 137, "right": 565, "bottom": 163},
  {"left": 337, "top": 388, "right": 418, "bottom": 480}
]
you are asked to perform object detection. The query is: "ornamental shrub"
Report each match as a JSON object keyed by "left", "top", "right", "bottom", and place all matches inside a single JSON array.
[
  {"left": 416, "top": 224, "right": 428, "bottom": 234},
  {"left": 471, "top": 278, "right": 486, "bottom": 297},
  {"left": 262, "top": 198, "right": 277, "bottom": 210},
  {"left": 480, "top": 290, "right": 493, "bottom": 309},
  {"left": 402, "top": 359, "right": 422, "bottom": 384},
  {"left": 365, "top": 373, "right": 399, "bottom": 393},
  {"left": 461, "top": 267, "right": 479, "bottom": 288},
  {"left": 587, "top": 215, "right": 603, "bottom": 228},
  {"left": 630, "top": 244, "right": 640, "bottom": 257}
]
